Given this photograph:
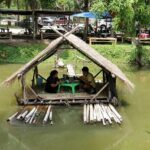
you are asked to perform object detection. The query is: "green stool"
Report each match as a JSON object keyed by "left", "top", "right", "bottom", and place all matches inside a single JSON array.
[{"left": 58, "top": 83, "right": 79, "bottom": 94}]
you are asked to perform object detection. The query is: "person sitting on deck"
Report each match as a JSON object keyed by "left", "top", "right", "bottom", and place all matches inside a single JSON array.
[
  {"left": 45, "top": 70, "right": 60, "bottom": 93},
  {"left": 79, "top": 66, "right": 96, "bottom": 94}
]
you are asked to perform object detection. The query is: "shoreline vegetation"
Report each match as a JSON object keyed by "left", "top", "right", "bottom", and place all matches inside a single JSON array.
[{"left": 0, "top": 41, "right": 150, "bottom": 68}]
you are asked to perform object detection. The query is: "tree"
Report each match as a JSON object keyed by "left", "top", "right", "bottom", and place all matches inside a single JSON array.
[
  {"left": 40, "top": 0, "right": 56, "bottom": 9},
  {"left": 91, "top": 0, "right": 150, "bottom": 67},
  {"left": 91, "top": 0, "right": 150, "bottom": 36},
  {"left": 0, "top": 0, "right": 12, "bottom": 8}
]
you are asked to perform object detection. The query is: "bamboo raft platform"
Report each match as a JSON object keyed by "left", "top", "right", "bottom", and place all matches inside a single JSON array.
[{"left": 7, "top": 103, "right": 123, "bottom": 126}]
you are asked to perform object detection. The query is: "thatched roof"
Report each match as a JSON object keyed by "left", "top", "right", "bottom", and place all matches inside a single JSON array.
[{"left": 1, "top": 27, "right": 134, "bottom": 89}]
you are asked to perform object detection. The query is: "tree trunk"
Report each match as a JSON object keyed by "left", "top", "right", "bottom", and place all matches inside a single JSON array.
[
  {"left": 133, "top": 38, "right": 143, "bottom": 68},
  {"left": 32, "top": 9, "right": 37, "bottom": 40},
  {"left": 16, "top": 0, "right": 20, "bottom": 23},
  {"left": 83, "top": 0, "right": 89, "bottom": 41}
]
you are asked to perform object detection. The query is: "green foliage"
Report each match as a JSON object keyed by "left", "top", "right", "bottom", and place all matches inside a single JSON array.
[
  {"left": 59, "top": 50, "right": 69, "bottom": 59},
  {"left": 91, "top": 0, "right": 150, "bottom": 36},
  {"left": 25, "top": 0, "right": 40, "bottom": 10},
  {"left": 40, "top": 0, "right": 56, "bottom": 9},
  {"left": 57, "top": 0, "right": 76, "bottom": 10},
  {"left": 128, "top": 45, "right": 150, "bottom": 66}
]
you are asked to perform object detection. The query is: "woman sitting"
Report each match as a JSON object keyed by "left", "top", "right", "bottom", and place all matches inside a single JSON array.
[{"left": 45, "top": 70, "right": 60, "bottom": 93}]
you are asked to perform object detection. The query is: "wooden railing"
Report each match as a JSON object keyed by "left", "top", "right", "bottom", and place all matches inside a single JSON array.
[{"left": 0, "top": 28, "right": 12, "bottom": 40}]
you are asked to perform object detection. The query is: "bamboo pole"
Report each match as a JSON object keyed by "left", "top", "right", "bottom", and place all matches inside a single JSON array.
[
  {"left": 101, "top": 104, "right": 112, "bottom": 124},
  {"left": 25, "top": 107, "right": 36, "bottom": 122},
  {"left": 17, "top": 112, "right": 23, "bottom": 120},
  {"left": 90, "top": 82, "right": 109, "bottom": 101},
  {"left": 93, "top": 104, "right": 97, "bottom": 122},
  {"left": 29, "top": 107, "right": 38, "bottom": 124},
  {"left": 95, "top": 104, "right": 101, "bottom": 122},
  {"left": 98, "top": 104, "right": 106, "bottom": 125},
  {"left": 106, "top": 105, "right": 121, "bottom": 124},
  {"left": 86, "top": 104, "right": 90, "bottom": 123},
  {"left": 109, "top": 104, "right": 122, "bottom": 121},
  {"left": 43, "top": 105, "right": 51, "bottom": 124},
  {"left": 98, "top": 104, "right": 103, "bottom": 122},
  {"left": 20, "top": 110, "right": 28, "bottom": 119},
  {"left": 7, "top": 112, "right": 18, "bottom": 122},
  {"left": 83, "top": 104, "right": 87, "bottom": 123},
  {"left": 49, "top": 107, "right": 53, "bottom": 125},
  {"left": 105, "top": 105, "right": 113, "bottom": 119},
  {"left": 110, "top": 110, "right": 121, "bottom": 124},
  {"left": 94, "top": 70, "right": 102, "bottom": 79},
  {"left": 89, "top": 104, "right": 94, "bottom": 122}
]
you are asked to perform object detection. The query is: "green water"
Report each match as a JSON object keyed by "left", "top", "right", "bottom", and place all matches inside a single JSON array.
[{"left": 0, "top": 64, "right": 150, "bottom": 150}]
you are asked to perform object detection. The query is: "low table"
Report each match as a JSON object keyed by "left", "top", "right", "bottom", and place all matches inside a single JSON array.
[{"left": 58, "top": 82, "right": 80, "bottom": 94}]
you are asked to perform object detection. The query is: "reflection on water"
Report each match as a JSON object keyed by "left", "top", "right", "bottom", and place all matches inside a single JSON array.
[{"left": 0, "top": 64, "right": 150, "bottom": 150}]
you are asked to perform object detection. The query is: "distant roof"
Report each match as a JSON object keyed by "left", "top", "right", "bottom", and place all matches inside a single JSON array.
[
  {"left": 0, "top": 9, "right": 80, "bottom": 16},
  {"left": 72, "top": 11, "right": 112, "bottom": 19},
  {"left": 72, "top": 12, "right": 96, "bottom": 18}
]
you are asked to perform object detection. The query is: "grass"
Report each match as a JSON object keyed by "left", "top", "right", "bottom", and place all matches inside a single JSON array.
[{"left": 0, "top": 42, "right": 47, "bottom": 63}]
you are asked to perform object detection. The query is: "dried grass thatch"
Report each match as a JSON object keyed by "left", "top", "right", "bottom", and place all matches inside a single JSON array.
[{"left": 1, "top": 27, "right": 134, "bottom": 89}]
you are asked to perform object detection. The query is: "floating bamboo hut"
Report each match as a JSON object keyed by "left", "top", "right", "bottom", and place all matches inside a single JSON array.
[{"left": 1, "top": 26, "right": 134, "bottom": 106}]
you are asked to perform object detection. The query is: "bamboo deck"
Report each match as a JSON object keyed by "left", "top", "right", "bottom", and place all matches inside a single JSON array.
[
  {"left": 23, "top": 88, "right": 108, "bottom": 105},
  {"left": 23, "top": 83, "right": 109, "bottom": 105},
  {"left": 38, "top": 92, "right": 107, "bottom": 100}
]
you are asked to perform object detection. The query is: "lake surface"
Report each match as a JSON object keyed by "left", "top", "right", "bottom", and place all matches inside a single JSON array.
[{"left": 0, "top": 64, "right": 150, "bottom": 150}]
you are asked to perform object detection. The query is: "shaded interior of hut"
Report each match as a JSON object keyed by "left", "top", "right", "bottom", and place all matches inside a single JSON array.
[{"left": 26, "top": 47, "right": 117, "bottom": 102}]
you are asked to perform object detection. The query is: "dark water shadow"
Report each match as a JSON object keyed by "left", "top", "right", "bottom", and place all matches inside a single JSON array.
[
  {"left": 145, "top": 131, "right": 150, "bottom": 134},
  {"left": 120, "top": 99, "right": 130, "bottom": 107}
]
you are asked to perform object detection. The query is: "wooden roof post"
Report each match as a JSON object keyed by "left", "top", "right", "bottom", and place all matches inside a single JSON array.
[
  {"left": 32, "top": 66, "right": 38, "bottom": 87},
  {"left": 21, "top": 75, "right": 26, "bottom": 100}
]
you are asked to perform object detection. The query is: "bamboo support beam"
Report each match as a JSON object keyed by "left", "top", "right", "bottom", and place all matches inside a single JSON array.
[
  {"left": 94, "top": 70, "right": 102, "bottom": 79},
  {"left": 90, "top": 82, "right": 109, "bottom": 101}
]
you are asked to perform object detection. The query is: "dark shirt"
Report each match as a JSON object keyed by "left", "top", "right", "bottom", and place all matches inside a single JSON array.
[{"left": 45, "top": 76, "right": 59, "bottom": 93}]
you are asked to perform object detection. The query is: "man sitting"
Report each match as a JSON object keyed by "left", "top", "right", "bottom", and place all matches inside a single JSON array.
[{"left": 79, "top": 66, "right": 96, "bottom": 94}]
